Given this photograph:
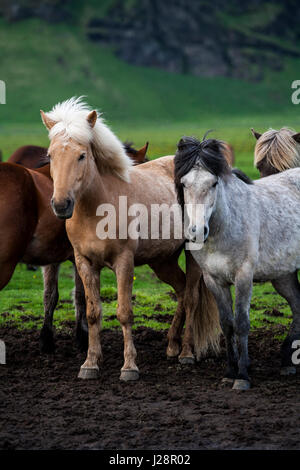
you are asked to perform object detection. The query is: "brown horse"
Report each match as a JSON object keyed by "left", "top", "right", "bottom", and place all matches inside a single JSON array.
[
  {"left": 41, "top": 97, "right": 220, "bottom": 381},
  {"left": 0, "top": 142, "right": 149, "bottom": 353},
  {"left": 7, "top": 142, "right": 149, "bottom": 169},
  {"left": 0, "top": 161, "right": 81, "bottom": 351}
]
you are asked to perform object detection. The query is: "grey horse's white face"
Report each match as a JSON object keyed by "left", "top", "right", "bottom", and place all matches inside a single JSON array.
[{"left": 181, "top": 167, "right": 218, "bottom": 243}]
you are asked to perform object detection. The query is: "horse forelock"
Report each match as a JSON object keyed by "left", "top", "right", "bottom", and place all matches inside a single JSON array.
[
  {"left": 45, "top": 97, "right": 132, "bottom": 182},
  {"left": 174, "top": 135, "right": 230, "bottom": 206},
  {"left": 254, "top": 127, "right": 300, "bottom": 173}
]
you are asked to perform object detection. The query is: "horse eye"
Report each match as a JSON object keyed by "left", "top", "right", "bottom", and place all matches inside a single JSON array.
[
  {"left": 182, "top": 182, "right": 185, "bottom": 188},
  {"left": 78, "top": 153, "right": 86, "bottom": 161},
  {"left": 212, "top": 181, "right": 218, "bottom": 188}
]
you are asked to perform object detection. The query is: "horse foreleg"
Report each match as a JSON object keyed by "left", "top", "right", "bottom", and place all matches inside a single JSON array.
[
  {"left": 73, "top": 262, "right": 88, "bottom": 352},
  {"left": 115, "top": 251, "right": 139, "bottom": 382},
  {"left": 232, "top": 266, "right": 253, "bottom": 390},
  {"left": 40, "top": 263, "right": 60, "bottom": 353},
  {"left": 272, "top": 272, "right": 300, "bottom": 375},
  {"left": 76, "top": 252, "right": 102, "bottom": 380},
  {"left": 149, "top": 257, "right": 186, "bottom": 358}
]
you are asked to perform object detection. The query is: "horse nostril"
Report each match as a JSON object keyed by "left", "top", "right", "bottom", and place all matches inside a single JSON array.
[
  {"left": 204, "top": 226, "right": 208, "bottom": 237},
  {"left": 192, "top": 225, "right": 196, "bottom": 233}
]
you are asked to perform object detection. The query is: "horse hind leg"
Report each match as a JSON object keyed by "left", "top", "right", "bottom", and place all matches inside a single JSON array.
[
  {"left": 39, "top": 264, "right": 60, "bottom": 353},
  {"left": 272, "top": 272, "right": 300, "bottom": 375},
  {"left": 149, "top": 256, "right": 186, "bottom": 358}
]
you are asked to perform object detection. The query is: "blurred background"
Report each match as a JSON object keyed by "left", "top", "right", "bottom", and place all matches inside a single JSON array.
[{"left": 0, "top": 0, "right": 300, "bottom": 177}]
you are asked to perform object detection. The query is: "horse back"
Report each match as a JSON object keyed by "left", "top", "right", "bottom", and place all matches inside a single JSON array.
[{"left": 7, "top": 145, "right": 47, "bottom": 169}]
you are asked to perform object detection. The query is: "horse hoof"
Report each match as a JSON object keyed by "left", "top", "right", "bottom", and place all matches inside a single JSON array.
[
  {"left": 179, "top": 356, "right": 195, "bottom": 365},
  {"left": 78, "top": 366, "right": 100, "bottom": 380},
  {"left": 280, "top": 366, "right": 296, "bottom": 376},
  {"left": 221, "top": 377, "right": 234, "bottom": 386},
  {"left": 232, "top": 379, "right": 251, "bottom": 391},
  {"left": 120, "top": 369, "right": 139, "bottom": 382}
]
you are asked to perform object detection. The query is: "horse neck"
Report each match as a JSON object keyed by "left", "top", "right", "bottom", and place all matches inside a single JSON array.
[
  {"left": 209, "top": 178, "right": 232, "bottom": 236},
  {"left": 74, "top": 156, "right": 110, "bottom": 215}
]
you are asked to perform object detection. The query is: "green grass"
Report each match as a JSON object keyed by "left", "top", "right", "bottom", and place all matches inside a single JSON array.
[{"left": 0, "top": 257, "right": 292, "bottom": 334}]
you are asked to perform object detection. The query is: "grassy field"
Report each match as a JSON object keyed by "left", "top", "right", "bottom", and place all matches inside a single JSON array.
[{"left": 0, "top": 11, "right": 299, "bottom": 337}]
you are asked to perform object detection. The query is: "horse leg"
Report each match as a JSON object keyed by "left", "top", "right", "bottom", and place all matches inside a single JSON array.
[
  {"left": 180, "top": 251, "right": 220, "bottom": 364},
  {"left": 179, "top": 254, "right": 201, "bottom": 364},
  {"left": 272, "top": 272, "right": 300, "bottom": 375},
  {"left": 149, "top": 256, "right": 186, "bottom": 358},
  {"left": 39, "top": 264, "right": 60, "bottom": 353},
  {"left": 0, "top": 261, "right": 18, "bottom": 290},
  {"left": 232, "top": 267, "right": 253, "bottom": 390},
  {"left": 203, "top": 273, "right": 238, "bottom": 384},
  {"left": 115, "top": 251, "right": 139, "bottom": 382},
  {"left": 73, "top": 262, "right": 88, "bottom": 352},
  {"left": 76, "top": 252, "right": 102, "bottom": 380}
]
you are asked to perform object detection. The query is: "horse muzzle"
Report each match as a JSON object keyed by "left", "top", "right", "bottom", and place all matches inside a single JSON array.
[
  {"left": 187, "top": 224, "right": 209, "bottom": 243},
  {"left": 51, "top": 197, "right": 74, "bottom": 219}
]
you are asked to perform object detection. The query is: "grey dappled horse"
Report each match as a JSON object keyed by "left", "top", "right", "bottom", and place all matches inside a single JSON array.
[{"left": 174, "top": 136, "right": 300, "bottom": 390}]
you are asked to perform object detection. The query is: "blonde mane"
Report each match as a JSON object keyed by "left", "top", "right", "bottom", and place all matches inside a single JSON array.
[
  {"left": 254, "top": 127, "right": 300, "bottom": 172},
  {"left": 45, "top": 97, "right": 132, "bottom": 182}
]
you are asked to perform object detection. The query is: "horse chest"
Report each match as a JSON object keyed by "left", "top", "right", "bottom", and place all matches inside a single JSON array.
[{"left": 194, "top": 250, "right": 235, "bottom": 283}]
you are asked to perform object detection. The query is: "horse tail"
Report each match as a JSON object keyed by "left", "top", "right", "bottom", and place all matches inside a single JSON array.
[
  {"left": 193, "top": 275, "right": 221, "bottom": 360},
  {"left": 185, "top": 250, "right": 221, "bottom": 360}
]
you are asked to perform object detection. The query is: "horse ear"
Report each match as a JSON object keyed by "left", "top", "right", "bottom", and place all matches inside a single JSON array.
[
  {"left": 292, "top": 133, "right": 300, "bottom": 144},
  {"left": 251, "top": 128, "right": 262, "bottom": 140},
  {"left": 40, "top": 110, "right": 56, "bottom": 130},
  {"left": 87, "top": 110, "right": 97, "bottom": 128},
  {"left": 136, "top": 142, "right": 149, "bottom": 162}
]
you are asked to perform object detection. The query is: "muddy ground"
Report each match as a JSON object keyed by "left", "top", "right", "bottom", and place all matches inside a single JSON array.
[{"left": 0, "top": 324, "right": 299, "bottom": 450}]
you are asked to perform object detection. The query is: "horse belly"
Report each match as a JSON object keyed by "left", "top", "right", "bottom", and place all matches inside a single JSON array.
[
  {"left": 254, "top": 234, "right": 300, "bottom": 280},
  {"left": 134, "top": 238, "right": 184, "bottom": 265}
]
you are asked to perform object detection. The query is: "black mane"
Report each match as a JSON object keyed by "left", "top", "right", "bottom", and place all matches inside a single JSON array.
[
  {"left": 123, "top": 141, "right": 138, "bottom": 155},
  {"left": 232, "top": 168, "right": 253, "bottom": 184},
  {"left": 174, "top": 136, "right": 231, "bottom": 207}
]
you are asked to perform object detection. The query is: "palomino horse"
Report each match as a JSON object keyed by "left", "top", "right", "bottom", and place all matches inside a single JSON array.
[
  {"left": 174, "top": 135, "right": 300, "bottom": 390},
  {"left": 251, "top": 127, "right": 300, "bottom": 177},
  {"left": 7, "top": 142, "right": 149, "bottom": 169},
  {"left": 41, "top": 97, "right": 220, "bottom": 381},
  {"left": 0, "top": 142, "right": 149, "bottom": 352}
]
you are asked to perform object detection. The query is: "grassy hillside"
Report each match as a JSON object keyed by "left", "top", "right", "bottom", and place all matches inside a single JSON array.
[{"left": 0, "top": 18, "right": 300, "bottom": 178}]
